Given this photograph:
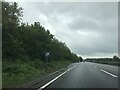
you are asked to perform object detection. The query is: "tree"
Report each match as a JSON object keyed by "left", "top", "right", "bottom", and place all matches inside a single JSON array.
[
  {"left": 79, "top": 56, "right": 83, "bottom": 62},
  {"left": 2, "top": 2, "right": 23, "bottom": 59},
  {"left": 113, "top": 55, "right": 119, "bottom": 61},
  {"left": 3, "top": 2, "right": 82, "bottom": 62},
  {"left": 2, "top": 2, "right": 23, "bottom": 32}
]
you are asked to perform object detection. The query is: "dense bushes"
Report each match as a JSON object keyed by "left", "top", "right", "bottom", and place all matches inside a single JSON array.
[{"left": 2, "top": 59, "right": 72, "bottom": 87}]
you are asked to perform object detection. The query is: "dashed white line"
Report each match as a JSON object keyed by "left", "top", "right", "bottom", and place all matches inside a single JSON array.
[
  {"left": 38, "top": 65, "right": 77, "bottom": 90},
  {"left": 100, "top": 69, "right": 118, "bottom": 78},
  {"left": 91, "top": 65, "right": 118, "bottom": 78}
]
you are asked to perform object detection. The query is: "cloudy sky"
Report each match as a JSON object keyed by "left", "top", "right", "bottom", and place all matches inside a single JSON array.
[{"left": 17, "top": 2, "right": 118, "bottom": 58}]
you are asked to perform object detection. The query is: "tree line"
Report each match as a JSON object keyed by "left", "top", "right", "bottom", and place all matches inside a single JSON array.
[
  {"left": 2, "top": 2, "right": 83, "bottom": 62},
  {"left": 85, "top": 55, "right": 120, "bottom": 66}
]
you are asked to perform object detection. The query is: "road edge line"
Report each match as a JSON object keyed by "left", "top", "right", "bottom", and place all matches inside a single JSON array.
[{"left": 38, "top": 65, "right": 77, "bottom": 90}]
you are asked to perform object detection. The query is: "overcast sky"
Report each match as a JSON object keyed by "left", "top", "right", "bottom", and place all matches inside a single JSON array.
[{"left": 17, "top": 2, "right": 118, "bottom": 58}]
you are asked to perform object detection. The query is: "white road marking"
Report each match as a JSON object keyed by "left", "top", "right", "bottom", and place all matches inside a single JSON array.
[
  {"left": 38, "top": 65, "right": 77, "bottom": 90},
  {"left": 100, "top": 69, "right": 118, "bottom": 78},
  {"left": 38, "top": 71, "right": 67, "bottom": 90},
  {"left": 93, "top": 66, "right": 97, "bottom": 69},
  {"left": 68, "top": 65, "right": 77, "bottom": 71}
]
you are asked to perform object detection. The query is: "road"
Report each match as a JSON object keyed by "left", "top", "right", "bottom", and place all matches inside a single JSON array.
[{"left": 38, "top": 62, "right": 119, "bottom": 89}]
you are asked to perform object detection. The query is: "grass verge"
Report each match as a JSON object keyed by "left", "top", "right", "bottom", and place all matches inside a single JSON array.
[{"left": 2, "top": 59, "right": 72, "bottom": 88}]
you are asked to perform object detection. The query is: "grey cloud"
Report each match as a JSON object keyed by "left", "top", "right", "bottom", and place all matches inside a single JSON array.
[
  {"left": 18, "top": 2, "right": 118, "bottom": 58},
  {"left": 68, "top": 18, "right": 99, "bottom": 30}
]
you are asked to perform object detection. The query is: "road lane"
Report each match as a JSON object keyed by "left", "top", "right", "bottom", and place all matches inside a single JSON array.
[
  {"left": 86, "top": 62, "right": 118, "bottom": 76},
  {"left": 41, "top": 62, "right": 118, "bottom": 89}
]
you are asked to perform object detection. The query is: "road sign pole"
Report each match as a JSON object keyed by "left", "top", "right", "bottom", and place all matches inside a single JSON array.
[{"left": 45, "top": 52, "right": 50, "bottom": 69}]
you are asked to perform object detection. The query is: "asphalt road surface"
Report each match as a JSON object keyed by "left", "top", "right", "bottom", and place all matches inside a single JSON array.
[{"left": 38, "top": 62, "right": 119, "bottom": 89}]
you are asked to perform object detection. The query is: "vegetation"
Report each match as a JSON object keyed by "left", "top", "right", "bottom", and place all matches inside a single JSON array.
[
  {"left": 3, "top": 60, "right": 72, "bottom": 87},
  {"left": 85, "top": 55, "right": 120, "bottom": 66},
  {"left": 2, "top": 2, "right": 83, "bottom": 87}
]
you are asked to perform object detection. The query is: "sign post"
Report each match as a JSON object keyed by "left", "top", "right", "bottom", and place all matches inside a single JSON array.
[{"left": 45, "top": 52, "right": 50, "bottom": 67}]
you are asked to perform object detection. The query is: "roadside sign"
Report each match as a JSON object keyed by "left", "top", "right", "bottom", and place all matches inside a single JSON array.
[{"left": 45, "top": 52, "right": 49, "bottom": 57}]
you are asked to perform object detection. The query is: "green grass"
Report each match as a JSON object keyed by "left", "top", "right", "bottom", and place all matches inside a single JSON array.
[{"left": 2, "top": 59, "right": 72, "bottom": 88}]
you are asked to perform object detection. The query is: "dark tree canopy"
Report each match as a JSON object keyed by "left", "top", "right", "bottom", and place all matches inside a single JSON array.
[{"left": 2, "top": 2, "right": 81, "bottom": 62}]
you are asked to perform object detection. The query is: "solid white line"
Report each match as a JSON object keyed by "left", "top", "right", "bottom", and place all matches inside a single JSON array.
[
  {"left": 100, "top": 69, "right": 118, "bottom": 78},
  {"left": 38, "top": 71, "right": 67, "bottom": 90},
  {"left": 93, "top": 66, "right": 97, "bottom": 69},
  {"left": 67, "top": 65, "right": 77, "bottom": 71},
  {"left": 38, "top": 65, "right": 77, "bottom": 90}
]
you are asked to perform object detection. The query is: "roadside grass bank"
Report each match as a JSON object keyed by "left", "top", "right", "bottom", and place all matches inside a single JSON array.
[{"left": 2, "top": 59, "right": 73, "bottom": 88}]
